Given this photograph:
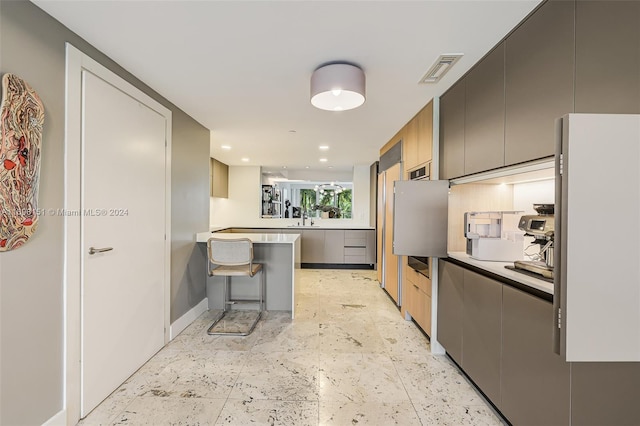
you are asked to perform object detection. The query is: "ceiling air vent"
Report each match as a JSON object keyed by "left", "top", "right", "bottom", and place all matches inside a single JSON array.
[{"left": 419, "top": 54, "right": 463, "bottom": 84}]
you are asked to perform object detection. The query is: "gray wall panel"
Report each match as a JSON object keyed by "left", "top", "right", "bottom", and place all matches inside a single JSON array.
[{"left": 0, "top": 1, "right": 209, "bottom": 423}]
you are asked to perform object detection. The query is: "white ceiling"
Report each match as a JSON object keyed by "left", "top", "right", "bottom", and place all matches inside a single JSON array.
[{"left": 33, "top": 0, "right": 541, "bottom": 175}]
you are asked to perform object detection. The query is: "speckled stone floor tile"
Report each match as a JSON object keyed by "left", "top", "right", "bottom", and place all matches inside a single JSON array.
[{"left": 78, "top": 269, "right": 504, "bottom": 426}]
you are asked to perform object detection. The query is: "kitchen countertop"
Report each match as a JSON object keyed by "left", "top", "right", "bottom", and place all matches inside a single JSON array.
[
  {"left": 210, "top": 226, "right": 375, "bottom": 231},
  {"left": 447, "top": 252, "right": 554, "bottom": 296},
  {"left": 196, "top": 231, "right": 300, "bottom": 244}
]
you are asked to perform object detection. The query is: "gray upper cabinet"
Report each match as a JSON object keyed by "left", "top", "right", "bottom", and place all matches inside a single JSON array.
[
  {"left": 464, "top": 43, "right": 505, "bottom": 175},
  {"left": 501, "top": 285, "right": 570, "bottom": 426},
  {"left": 575, "top": 0, "right": 640, "bottom": 113},
  {"left": 439, "top": 80, "right": 465, "bottom": 180},
  {"left": 504, "top": 0, "right": 575, "bottom": 165},
  {"left": 461, "top": 269, "right": 502, "bottom": 404},
  {"left": 437, "top": 261, "right": 464, "bottom": 364}
]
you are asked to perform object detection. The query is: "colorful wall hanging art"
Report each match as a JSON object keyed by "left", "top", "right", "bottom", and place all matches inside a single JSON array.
[{"left": 0, "top": 73, "right": 44, "bottom": 251}]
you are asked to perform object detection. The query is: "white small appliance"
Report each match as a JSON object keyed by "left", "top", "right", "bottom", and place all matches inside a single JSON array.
[{"left": 464, "top": 211, "right": 525, "bottom": 261}]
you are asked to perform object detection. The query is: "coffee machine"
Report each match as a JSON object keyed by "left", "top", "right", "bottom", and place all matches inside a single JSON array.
[
  {"left": 512, "top": 204, "right": 555, "bottom": 279},
  {"left": 464, "top": 211, "right": 525, "bottom": 261}
]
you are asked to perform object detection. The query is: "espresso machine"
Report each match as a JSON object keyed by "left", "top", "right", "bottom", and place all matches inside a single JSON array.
[{"left": 512, "top": 204, "right": 555, "bottom": 279}]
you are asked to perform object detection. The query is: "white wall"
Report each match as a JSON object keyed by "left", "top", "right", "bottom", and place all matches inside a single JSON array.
[
  {"left": 210, "top": 164, "right": 372, "bottom": 228},
  {"left": 513, "top": 179, "right": 555, "bottom": 214}
]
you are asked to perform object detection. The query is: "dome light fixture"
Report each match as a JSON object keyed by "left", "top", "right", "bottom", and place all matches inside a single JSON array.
[{"left": 311, "top": 63, "right": 365, "bottom": 111}]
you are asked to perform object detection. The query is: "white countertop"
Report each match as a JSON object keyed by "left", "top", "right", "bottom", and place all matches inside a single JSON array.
[
  {"left": 447, "top": 252, "right": 554, "bottom": 295},
  {"left": 196, "top": 231, "right": 300, "bottom": 244},
  {"left": 209, "top": 226, "right": 375, "bottom": 231}
]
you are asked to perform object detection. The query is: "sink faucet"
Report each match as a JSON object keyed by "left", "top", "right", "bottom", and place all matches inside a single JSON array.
[{"left": 302, "top": 210, "right": 307, "bottom": 226}]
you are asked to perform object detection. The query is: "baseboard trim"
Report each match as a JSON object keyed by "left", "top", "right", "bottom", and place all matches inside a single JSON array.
[
  {"left": 42, "top": 409, "right": 66, "bottom": 426},
  {"left": 169, "top": 298, "right": 208, "bottom": 340}
]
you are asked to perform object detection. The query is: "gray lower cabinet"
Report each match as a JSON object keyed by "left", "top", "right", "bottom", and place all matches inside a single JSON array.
[
  {"left": 323, "top": 230, "right": 345, "bottom": 264},
  {"left": 464, "top": 43, "right": 505, "bottom": 175},
  {"left": 437, "top": 261, "right": 464, "bottom": 365},
  {"left": 439, "top": 80, "right": 465, "bottom": 180},
  {"left": 300, "top": 229, "right": 325, "bottom": 263},
  {"left": 571, "top": 362, "right": 640, "bottom": 426},
  {"left": 575, "top": 0, "right": 640, "bottom": 114},
  {"left": 461, "top": 269, "right": 502, "bottom": 404},
  {"left": 501, "top": 285, "right": 570, "bottom": 426},
  {"left": 365, "top": 230, "right": 375, "bottom": 264},
  {"left": 504, "top": 0, "right": 575, "bottom": 165}
]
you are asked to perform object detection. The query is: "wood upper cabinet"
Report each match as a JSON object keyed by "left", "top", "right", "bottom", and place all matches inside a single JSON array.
[
  {"left": 464, "top": 43, "right": 505, "bottom": 175},
  {"left": 416, "top": 101, "right": 433, "bottom": 168},
  {"left": 403, "top": 116, "right": 418, "bottom": 171},
  {"left": 575, "top": 0, "right": 640, "bottom": 113},
  {"left": 440, "top": 80, "right": 465, "bottom": 180},
  {"left": 210, "top": 158, "right": 229, "bottom": 198},
  {"left": 404, "top": 100, "right": 434, "bottom": 172},
  {"left": 504, "top": 0, "right": 575, "bottom": 165}
]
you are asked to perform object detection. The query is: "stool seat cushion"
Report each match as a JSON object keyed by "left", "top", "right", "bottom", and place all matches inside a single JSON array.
[{"left": 210, "top": 263, "right": 262, "bottom": 277}]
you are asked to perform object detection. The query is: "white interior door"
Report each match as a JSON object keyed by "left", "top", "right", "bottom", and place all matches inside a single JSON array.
[{"left": 81, "top": 70, "right": 167, "bottom": 415}]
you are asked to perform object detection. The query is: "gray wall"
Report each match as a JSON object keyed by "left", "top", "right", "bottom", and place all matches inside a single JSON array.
[{"left": 0, "top": 1, "right": 209, "bottom": 424}]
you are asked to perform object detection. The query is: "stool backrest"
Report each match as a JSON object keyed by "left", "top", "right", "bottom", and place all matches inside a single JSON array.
[{"left": 207, "top": 237, "right": 254, "bottom": 266}]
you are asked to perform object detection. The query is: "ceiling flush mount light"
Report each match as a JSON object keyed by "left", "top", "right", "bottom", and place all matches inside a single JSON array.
[
  {"left": 311, "top": 63, "right": 366, "bottom": 111},
  {"left": 419, "top": 54, "right": 463, "bottom": 84}
]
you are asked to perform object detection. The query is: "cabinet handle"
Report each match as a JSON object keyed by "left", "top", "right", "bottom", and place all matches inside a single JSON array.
[{"left": 89, "top": 246, "right": 113, "bottom": 255}]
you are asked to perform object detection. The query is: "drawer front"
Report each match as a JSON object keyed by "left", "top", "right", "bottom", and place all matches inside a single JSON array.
[
  {"left": 344, "top": 237, "right": 366, "bottom": 247},
  {"left": 344, "top": 247, "right": 366, "bottom": 256},
  {"left": 405, "top": 282, "right": 432, "bottom": 335},
  {"left": 345, "top": 230, "right": 367, "bottom": 239},
  {"left": 405, "top": 265, "right": 432, "bottom": 295},
  {"left": 344, "top": 255, "right": 366, "bottom": 264}
]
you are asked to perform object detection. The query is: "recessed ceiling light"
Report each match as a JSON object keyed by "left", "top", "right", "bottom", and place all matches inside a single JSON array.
[
  {"left": 221, "top": 145, "right": 231, "bottom": 150},
  {"left": 282, "top": 166, "right": 287, "bottom": 169},
  {"left": 319, "top": 158, "right": 328, "bottom": 162},
  {"left": 319, "top": 145, "right": 329, "bottom": 151},
  {"left": 241, "top": 158, "right": 250, "bottom": 162},
  {"left": 305, "top": 166, "right": 310, "bottom": 169},
  {"left": 328, "top": 166, "right": 334, "bottom": 169}
]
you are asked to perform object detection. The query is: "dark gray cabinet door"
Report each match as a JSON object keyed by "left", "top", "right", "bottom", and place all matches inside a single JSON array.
[
  {"left": 301, "top": 230, "right": 324, "bottom": 263},
  {"left": 461, "top": 269, "right": 502, "bottom": 404},
  {"left": 437, "top": 261, "right": 464, "bottom": 364},
  {"left": 501, "top": 285, "right": 570, "bottom": 426},
  {"left": 505, "top": 0, "right": 574, "bottom": 165},
  {"left": 571, "top": 362, "right": 640, "bottom": 426},
  {"left": 575, "top": 0, "right": 640, "bottom": 113},
  {"left": 323, "top": 230, "right": 345, "bottom": 264},
  {"left": 464, "top": 43, "right": 505, "bottom": 175},
  {"left": 439, "top": 80, "right": 465, "bottom": 180}
]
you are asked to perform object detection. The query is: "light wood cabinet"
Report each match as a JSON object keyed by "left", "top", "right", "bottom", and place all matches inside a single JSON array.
[
  {"left": 575, "top": 0, "right": 640, "bottom": 114},
  {"left": 504, "top": 0, "right": 575, "bottom": 165},
  {"left": 210, "top": 158, "right": 229, "bottom": 198},
  {"left": 383, "top": 163, "right": 401, "bottom": 304},
  {"left": 403, "top": 116, "right": 418, "bottom": 171},
  {"left": 416, "top": 101, "right": 433, "bottom": 168},
  {"left": 403, "top": 261, "right": 432, "bottom": 335},
  {"left": 439, "top": 80, "right": 465, "bottom": 180},
  {"left": 464, "top": 43, "right": 505, "bottom": 175}
]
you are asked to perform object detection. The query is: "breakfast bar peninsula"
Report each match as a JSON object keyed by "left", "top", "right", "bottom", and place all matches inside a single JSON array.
[{"left": 196, "top": 231, "right": 301, "bottom": 318}]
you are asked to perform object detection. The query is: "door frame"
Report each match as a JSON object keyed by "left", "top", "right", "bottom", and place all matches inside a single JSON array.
[{"left": 64, "top": 43, "right": 172, "bottom": 425}]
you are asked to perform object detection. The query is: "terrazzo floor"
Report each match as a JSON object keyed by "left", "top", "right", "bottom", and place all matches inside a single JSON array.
[{"left": 79, "top": 269, "right": 504, "bottom": 425}]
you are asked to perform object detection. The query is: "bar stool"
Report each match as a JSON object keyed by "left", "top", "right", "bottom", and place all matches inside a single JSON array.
[{"left": 206, "top": 237, "right": 265, "bottom": 336}]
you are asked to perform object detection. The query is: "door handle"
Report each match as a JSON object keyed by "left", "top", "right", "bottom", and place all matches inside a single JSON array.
[{"left": 89, "top": 247, "right": 113, "bottom": 255}]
